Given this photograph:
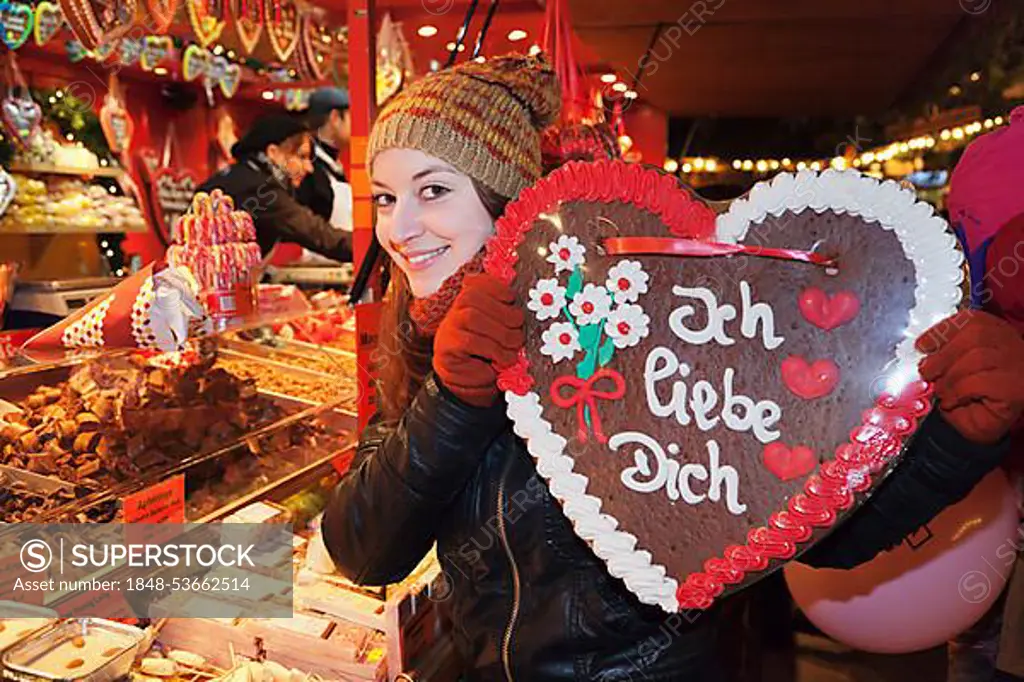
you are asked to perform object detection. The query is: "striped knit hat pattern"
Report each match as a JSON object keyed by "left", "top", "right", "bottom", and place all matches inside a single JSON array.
[{"left": 367, "top": 54, "right": 561, "bottom": 200}]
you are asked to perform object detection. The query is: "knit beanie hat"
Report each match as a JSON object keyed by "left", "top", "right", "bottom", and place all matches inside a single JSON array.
[{"left": 367, "top": 54, "right": 561, "bottom": 200}]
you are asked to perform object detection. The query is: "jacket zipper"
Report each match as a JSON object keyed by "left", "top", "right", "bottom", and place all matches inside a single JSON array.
[{"left": 497, "top": 464, "right": 521, "bottom": 682}]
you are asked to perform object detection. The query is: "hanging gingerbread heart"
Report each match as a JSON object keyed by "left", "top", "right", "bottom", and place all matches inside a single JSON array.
[
  {"left": 140, "top": 35, "right": 171, "bottom": 71},
  {"left": 299, "top": 13, "right": 333, "bottom": 81},
  {"left": 2, "top": 90, "right": 41, "bottom": 148},
  {"left": 90, "top": 35, "right": 116, "bottom": 61},
  {"left": 143, "top": 0, "right": 177, "bottom": 34},
  {"left": 66, "top": 39, "right": 87, "bottom": 61},
  {"left": 186, "top": 0, "right": 224, "bottom": 47},
  {"left": 0, "top": 167, "right": 16, "bottom": 217},
  {"left": 137, "top": 149, "right": 199, "bottom": 245},
  {"left": 182, "top": 44, "right": 209, "bottom": 82},
  {"left": 263, "top": 0, "right": 299, "bottom": 62},
  {"left": 0, "top": 3, "right": 35, "bottom": 50},
  {"left": 99, "top": 90, "right": 133, "bottom": 154},
  {"left": 117, "top": 36, "right": 141, "bottom": 66},
  {"left": 219, "top": 62, "right": 240, "bottom": 98},
  {"left": 488, "top": 161, "right": 965, "bottom": 613},
  {"left": 230, "top": 0, "right": 262, "bottom": 55},
  {"left": 33, "top": 1, "right": 63, "bottom": 45},
  {"left": 59, "top": 0, "right": 137, "bottom": 52}
]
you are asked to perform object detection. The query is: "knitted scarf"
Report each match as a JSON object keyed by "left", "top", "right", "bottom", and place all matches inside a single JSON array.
[{"left": 408, "top": 251, "right": 485, "bottom": 336}]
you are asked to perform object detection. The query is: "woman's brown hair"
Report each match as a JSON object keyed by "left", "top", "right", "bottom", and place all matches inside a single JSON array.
[{"left": 376, "top": 179, "right": 510, "bottom": 423}]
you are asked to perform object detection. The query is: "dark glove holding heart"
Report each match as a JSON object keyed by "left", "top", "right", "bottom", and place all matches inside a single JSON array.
[
  {"left": 434, "top": 274, "right": 525, "bottom": 407},
  {"left": 917, "top": 310, "right": 1024, "bottom": 444}
]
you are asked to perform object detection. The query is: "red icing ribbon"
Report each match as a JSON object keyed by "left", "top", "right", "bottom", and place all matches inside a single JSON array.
[
  {"left": 602, "top": 237, "right": 836, "bottom": 268},
  {"left": 550, "top": 369, "right": 626, "bottom": 443}
]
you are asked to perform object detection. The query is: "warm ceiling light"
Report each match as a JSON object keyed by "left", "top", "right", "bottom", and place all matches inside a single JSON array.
[
  {"left": 681, "top": 163, "right": 692, "bottom": 173},
  {"left": 154, "top": 67, "right": 168, "bottom": 76},
  {"left": 705, "top": 159, "right": 717, "bottom": 171},
  {"left": 507, "top": 29, "right": 527, "bottom": 41},
  {"left": 732, "top": 160, "right": 742, "bottom": 170},
  {"left": 663, "top": 159, "right": 679, "bottom": 173},
  {"left": 949, "top": 84, "right": 962, "bottom": 96},
  {"left": 474, "top": 56, "right": 486, "bottom": 63},
  {"left": 262, "top": 91, "right": 275, "bottom": 101},
  {"left": 445, "top": 41, "right": 466, "bottom": 52},
  {"left": 769, "top": 160, "right": 780, "bottom": 170},
  {"left": 970, "top": 71, "right": 981, "bottom": 82},
  {"left": 528, "top": 44, "right": 541, "bottom": 56},
  {"left": 600, "top": 73, "right": 616, "bottom": 83},
  {"left": 624, "top": 90, "right": 638, "bottom": 99},
  {"left": 741, "top": 160, "right": 753, "bottom": 171},
  {"left": 612, "top": 82, "right": 628, "bottom": 92},
  {"left": 994, "top": 116, "right": 1004, "bottom": 125},
  {"left": 810, "top": 161, "right": 822, "bottom": 171},
  {"left": 755, "top": 160, "right": 768, "bottom": 173},
  {"left": 418, "top": 25, "right": 438, "bottom": 37}
]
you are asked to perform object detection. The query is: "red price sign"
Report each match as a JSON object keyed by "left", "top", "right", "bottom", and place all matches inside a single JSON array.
[{"left": 123, "top": 475, "right": 186, "bottom": 523}]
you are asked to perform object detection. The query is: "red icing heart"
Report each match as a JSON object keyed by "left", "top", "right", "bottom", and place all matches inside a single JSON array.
[
  {"left": 487, "top": 161, "right": 962, "bottom": 614},
  {"left": 798, "top": 288, "right": 860, "bottom": 330},
  {"left": 781, "top": 355, "right": 840, "bottom": 399},
  {"left": 763, "top": 442, "right": 817, "bottom": 482}
]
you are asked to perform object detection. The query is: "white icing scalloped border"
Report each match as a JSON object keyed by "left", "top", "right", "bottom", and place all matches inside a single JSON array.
[{"left": 506, "top": 169, "right": 965, "bottom": 612}]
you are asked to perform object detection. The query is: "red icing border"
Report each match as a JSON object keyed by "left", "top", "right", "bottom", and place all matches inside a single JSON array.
[
  {"left": 483, "top": 160, "right": 932, "bottom": 612},
  {"left": 677, "top": 380, "right": 933, "bottom": 609}
]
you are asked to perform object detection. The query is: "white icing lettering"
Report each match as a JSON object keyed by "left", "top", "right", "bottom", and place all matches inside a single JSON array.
[
  {"left": 669, "top": 286, "right": 736, "bottom": 346},
  {"left": 611, "top": 432, "right": 746, "bottom": 515},
  {"left": 644, "top": 347, "right": 781, "bottom": 444},
  {"left": 722, "top": 368, "right": 781, "bottom": 444},
  {"left": 740, "top": 281, "right": 784, "bottom": 350}
]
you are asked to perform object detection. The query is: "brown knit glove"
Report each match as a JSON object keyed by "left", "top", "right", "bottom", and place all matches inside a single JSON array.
[
  {"left": 917, "top": 310, "right": 1024, "bottom": 444},
  {"left": 433, "top": 274, "right": 525, "bottom": 407}
]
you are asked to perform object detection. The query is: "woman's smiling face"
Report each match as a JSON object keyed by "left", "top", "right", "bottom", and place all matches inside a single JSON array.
[{"left": 372, "top": 148, "right": 496, "bottom": 297}]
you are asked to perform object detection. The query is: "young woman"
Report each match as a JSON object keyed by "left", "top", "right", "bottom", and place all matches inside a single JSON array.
[
  {"left": 197, "top": 113, "right": 352, "bottom": 262},
  {"left": 322, "top": 55, "right": 1024, "bottom": 682}
]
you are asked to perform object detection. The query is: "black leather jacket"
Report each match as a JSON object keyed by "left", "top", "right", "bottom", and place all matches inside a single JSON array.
[{"left": 323, "top": 375, "right": 1007, "bottom": 682}]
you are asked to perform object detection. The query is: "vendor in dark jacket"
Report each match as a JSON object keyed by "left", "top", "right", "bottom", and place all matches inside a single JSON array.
[
  {"left": 197, "top": 113, "right": 351, "bottom": 262},
  {"left": 296, "top": 87, "right": 352, "bottom": 229},
  {"left": 321, "top": 54, "right": 1024, "bottom": 682}
]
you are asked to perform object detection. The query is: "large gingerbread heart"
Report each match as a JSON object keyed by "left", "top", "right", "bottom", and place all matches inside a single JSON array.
[
  {"left": 486, "top": 162, "right": 964, "bottom": 612},
  {"left": 59, "top": 0, "right": 136, "bottom": 52},
  {"left": 230, "top": 0, "right": 262, "bottom": 55},
  {"left": 263, "top": 0, "right": 299, "bottom": 62},
  {"left": 185, "top": 0, "right": 224, "bottom": 47},
  {"left": 142, "top": 0, "right": 176, "bottom": 34}
]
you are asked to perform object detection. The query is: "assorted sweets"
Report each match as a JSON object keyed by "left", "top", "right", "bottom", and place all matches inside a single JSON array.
[
  {"left": 1, "top": 176, "right": 145, "bottom": 232},
  {"left": 0, "top": 349, "right": 325, "bottom": 488}
]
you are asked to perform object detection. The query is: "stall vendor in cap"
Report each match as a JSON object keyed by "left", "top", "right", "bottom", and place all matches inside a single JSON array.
[
  {"left": 297, "top": 87, "right": 353, "bottom": 232},
  {"left": 196, "top": 113, "right": 352, "bottom": 263}
]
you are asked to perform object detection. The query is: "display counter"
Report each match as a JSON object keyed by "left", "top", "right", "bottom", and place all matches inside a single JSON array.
[{"left": 0, "top": 308, "right": 458, "bottom": 682}]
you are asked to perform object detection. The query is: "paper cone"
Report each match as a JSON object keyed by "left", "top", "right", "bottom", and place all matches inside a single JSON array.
[{"left": 20, "top": 263, "right": 208, "bottom": 362}]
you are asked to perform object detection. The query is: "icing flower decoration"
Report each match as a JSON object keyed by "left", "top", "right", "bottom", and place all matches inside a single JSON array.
[
  {"left": 604, "top": 304, "right": 651, "bottom": 349},
  {"left": 547, "top": 235, "right": 586, "bottom": 274},
  {"left": 527, "top": 278, "right": 567, "bottom": 321},
  {"left": 605, "top": 260, "right": 650, "bottom": 305},
  {"left": 541, "top": 321, "right": 582, "bottom": 363},
  {"left": 569, "top": 284, "right": 612, "bottom": 326}
]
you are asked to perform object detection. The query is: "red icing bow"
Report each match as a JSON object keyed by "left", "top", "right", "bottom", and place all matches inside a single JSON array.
[{"left": 550, "top": 369, "right": 626, "bottom": 443}]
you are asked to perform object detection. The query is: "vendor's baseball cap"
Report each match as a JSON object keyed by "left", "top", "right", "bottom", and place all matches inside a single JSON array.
[{"left": 308, "top": 87, "right": 350, "bottom": 115}]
